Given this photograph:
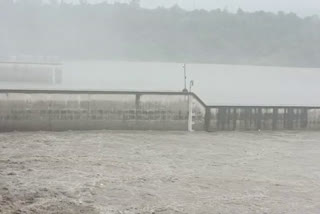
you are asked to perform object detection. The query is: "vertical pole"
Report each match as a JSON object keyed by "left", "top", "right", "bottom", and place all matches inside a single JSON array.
[
  {"left": 188, "top": 93, "right": 193, "bottom": 132},
  {"left": 183, "top": 63, "right": 187, "bottom": 91}
]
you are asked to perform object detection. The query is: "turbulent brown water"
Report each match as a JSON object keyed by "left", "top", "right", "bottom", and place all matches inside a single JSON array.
[{"left": 1, "top": 131, "right": 320, "bottom": 213}]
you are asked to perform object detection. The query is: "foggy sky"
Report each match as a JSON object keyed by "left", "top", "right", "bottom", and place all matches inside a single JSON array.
[{"left": 60, "top": 0, "right": 320, "bottom": 16}]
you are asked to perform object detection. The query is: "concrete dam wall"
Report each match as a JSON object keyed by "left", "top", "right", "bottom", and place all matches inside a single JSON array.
[
  {"left": 0, "top": 89, "right": 320, "bottom": 132},
  {"left": 206, "top": 106, "right": 320, "bottom": 131},
  {"left": 0, "top": 90, "right": 205, "bottom": 132}
]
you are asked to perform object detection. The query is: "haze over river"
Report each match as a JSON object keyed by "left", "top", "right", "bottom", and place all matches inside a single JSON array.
[{"left": 2, "top": 60, "right": 320, "bottom": 106}]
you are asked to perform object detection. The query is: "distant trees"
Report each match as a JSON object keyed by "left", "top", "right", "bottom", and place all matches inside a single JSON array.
[{"left": 0, "top": 1, "right": 320, "bottom": 67}]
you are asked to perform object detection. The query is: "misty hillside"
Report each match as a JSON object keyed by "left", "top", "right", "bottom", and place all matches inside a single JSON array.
[{"left": 1, "top": 0, "right": 320, "bottom": 67}]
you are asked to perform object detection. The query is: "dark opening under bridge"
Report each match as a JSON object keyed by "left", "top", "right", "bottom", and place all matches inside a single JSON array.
[{"left": 0, "top": 89, "right": 319, "bottom": 132}]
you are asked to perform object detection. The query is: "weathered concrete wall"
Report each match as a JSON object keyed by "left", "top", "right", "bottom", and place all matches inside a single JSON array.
[
  {"left": 206, "top": 106, "right": 320, "bottom": 131},
  {"left": 0, "top": 92, "right": 199, "bottom": 132},
  {"left": 2, "top": 90, "right": 319, "bottom": 132}
]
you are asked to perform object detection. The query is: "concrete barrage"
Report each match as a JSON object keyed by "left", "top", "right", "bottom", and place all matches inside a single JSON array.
[{"left": 0, "top": 89, "right": 320, "bottom": 132}]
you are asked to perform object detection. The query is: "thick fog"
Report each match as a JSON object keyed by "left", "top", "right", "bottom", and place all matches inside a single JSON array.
[
  {"left": 1, "top": 0, "right": 320, "bottom": 105},
  {"left": 1, "top": 1, "right": 320, "bottom": 67}
]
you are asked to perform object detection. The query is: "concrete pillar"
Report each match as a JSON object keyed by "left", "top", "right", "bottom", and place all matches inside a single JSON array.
[
  {"left": 256, "top": 108, "right": 262, "bottom": 130},
  {"left": 301, "top": 108, "right": 308, "bottom": 129},
  {"left": 217, "top": 107, "right": 226, "bottom": 131},
  {"left": 204, "top": 107, "right": 211, "bottom": 132},
  {"left": 232, "top": 108, "right": 237, "bottom": 130},
  {"left": 272, "top": 107, "right": 278, "bottom": 130},
  {"left": 287, "top": 108, "right": 294, "bottom": 130},
  {"left": 135, "top": 94, "right": 141, "bottom": 120},
  {"left": 188, "top": 94, "right": 193, "bottom": 132},
  {"left": 244, "top": 107, "right": 249, "bottom": 130}
]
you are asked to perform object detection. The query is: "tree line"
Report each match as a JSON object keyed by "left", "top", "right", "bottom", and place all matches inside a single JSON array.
[{"left": 1, "top": 0, "right": 320, "bottom": 67}]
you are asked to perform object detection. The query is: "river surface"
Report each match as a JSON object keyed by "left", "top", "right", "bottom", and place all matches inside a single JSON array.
[
  {"left": 1, "top": 131, "right": 320, "bottom": 213},
  {"left": 1, "top": 60, "right": 320, "bottom": 106}
]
